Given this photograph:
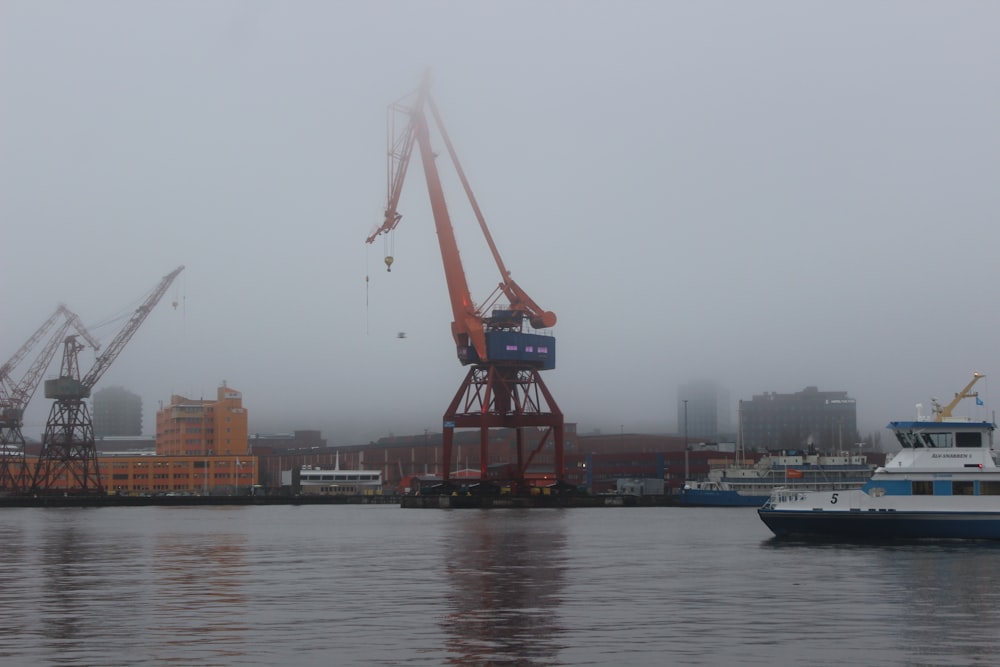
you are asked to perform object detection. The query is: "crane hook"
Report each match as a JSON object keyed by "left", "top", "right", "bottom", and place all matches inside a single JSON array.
[{"left": 384, "top": 256, "right": 394, "bottom": 272}]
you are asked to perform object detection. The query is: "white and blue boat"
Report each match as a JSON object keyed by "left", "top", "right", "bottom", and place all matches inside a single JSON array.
[
  {"left": 679, "top": 451, "right": 874, "bottom": 507},
  {"left": 758, "top": 414, "right": 1000, "bottom": 540}
]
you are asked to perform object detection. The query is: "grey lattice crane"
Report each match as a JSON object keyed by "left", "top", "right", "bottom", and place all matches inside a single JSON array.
[
  {"left": 0, "top": 305, "right": 98, "bottom": 492},
  {"left": 31, "top": 265, "right": 183, "bottom": 494}
]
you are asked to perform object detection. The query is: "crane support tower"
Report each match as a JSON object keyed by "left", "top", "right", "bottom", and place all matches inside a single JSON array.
[
  {"left": 30, "top": 265, "right": 184, "bottom": 494},
  {"left": 0, "top": 305, "right": 98, "bottom": 492},
  {"left": 365, "top": 75, "right": 564, "bottom": 494}
]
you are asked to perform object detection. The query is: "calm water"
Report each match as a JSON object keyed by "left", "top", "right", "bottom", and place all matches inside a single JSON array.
[{"left": 1, "top": 505, "right": 998, "bottom": 666}]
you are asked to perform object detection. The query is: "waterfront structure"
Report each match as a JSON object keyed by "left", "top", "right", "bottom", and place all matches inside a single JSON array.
[
  {"left": 92, "top": 386, "right": 143, "bottom": 437},
  {"left": 741, "top": 386, "right": 858, "bottom": 451},
  {"left": 677, "top": 380, "right": 731, "bottom": 441},
  {"left": 156, "top": 383, "right": 249, "bottom": 456},
  {"left": 281, "top": 464, "right": 383, "bottom": 495}
]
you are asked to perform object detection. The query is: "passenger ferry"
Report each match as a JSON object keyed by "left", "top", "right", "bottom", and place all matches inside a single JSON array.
[
  {"left": 758, "top": 416, "right": 1000, "bottom": 540},
  {"left": 678, "top": 451, "right": 874, "bottom": 507}
]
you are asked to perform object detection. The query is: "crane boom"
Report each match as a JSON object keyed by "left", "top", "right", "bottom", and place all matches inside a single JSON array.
[
  {"left": 81, "top": 265, "right": 184, "bottom": 390},
  {"left": 1, "top": 306, "right": 97, "bottom": 422},
  {"left": 932, "top": 372, "right": 985, "bottom": 421},
  {"left": 365, "top": 75, "right": 555, "bottom": 367},
  {"left": 1, "top": 305, "right": 68, "bottom": 396}
]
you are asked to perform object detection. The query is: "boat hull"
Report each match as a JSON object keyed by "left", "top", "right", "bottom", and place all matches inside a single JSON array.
[
  {"left": 678, "top": 489, "right": 768, "bottom": 507},
  {"left": 758, "top": 508, "right": 1000, "bottom": 540}
]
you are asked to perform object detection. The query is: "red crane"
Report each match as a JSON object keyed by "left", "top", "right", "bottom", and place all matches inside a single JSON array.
[
  {"left": 31, "top": 265, "right": 184, "bottom": 494},
  {"left": 366, "top": 76, "right": 564, "bottom": 494},
  {"left": 0, "top": 305, "right": 98, "bottom": 492}
]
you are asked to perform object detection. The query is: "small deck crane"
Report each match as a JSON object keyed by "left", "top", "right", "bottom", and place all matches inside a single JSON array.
[
  {"left": 31, "top": 265, "right": 184, "bottom": 494},
  {"left": 365, "top": 76, "right": 564, "bottom": 494},
  {"left": 932, "top": 372, "right": 986, "bottom": 421},
  {"left": 0, "top": 305, "right": 98, "bottom": 492}
]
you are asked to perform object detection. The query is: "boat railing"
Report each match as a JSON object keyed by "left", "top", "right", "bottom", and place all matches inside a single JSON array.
[{"left": 769, "top": 489, "right": 810, "bottom": 504}]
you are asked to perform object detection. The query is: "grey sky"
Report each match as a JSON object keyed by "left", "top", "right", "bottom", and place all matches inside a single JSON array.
[{"left": 3, "top": 1, "right": 998, "bottom": 444}]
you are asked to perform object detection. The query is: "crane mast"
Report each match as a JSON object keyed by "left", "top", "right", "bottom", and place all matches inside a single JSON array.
[
  {"left": 31, "top": 265, "right": 184, "bottom": 494},
  {"left": 365, "top": 77, "right": 565, "bottom": 493}
]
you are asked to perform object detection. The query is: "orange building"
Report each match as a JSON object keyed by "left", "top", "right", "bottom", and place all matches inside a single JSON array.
[
  {"left": 5, "top": 453, "right": 258, "bottom": 496},
  {"left": 102, "top": 454, "right": 256, "bottom": 495},
  {"left": 13, "top": 383, "right": 258, "bottom": 495},
  {"left": 156, "top": 384, "right": 249, "bottom": 456}
]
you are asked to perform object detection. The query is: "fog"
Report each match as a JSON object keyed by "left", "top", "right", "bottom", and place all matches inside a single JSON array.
[{"left": 2, "top": 1, "right": 998, "bottom": 445}]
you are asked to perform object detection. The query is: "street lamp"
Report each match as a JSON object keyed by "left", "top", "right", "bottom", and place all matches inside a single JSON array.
[{"left": 683, "top": 399, "right": 689, "bottom": 483}]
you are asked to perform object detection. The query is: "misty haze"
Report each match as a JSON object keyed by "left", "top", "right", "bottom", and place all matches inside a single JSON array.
[{"left": 2, "top": 2, "right": 997, "bottom": 449}]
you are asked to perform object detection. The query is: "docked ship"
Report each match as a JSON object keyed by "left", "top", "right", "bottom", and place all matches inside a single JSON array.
[
  {"left": 678, "top": 450, "right": 874, "bottom": 507},
  {"left": 758, "top": 374, "right": 1000, "bottom": 540},
  {"left": 678, "top": 398, "right": 873, "bottom": 507}
]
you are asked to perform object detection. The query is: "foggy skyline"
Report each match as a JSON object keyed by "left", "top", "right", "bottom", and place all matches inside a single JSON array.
[{"left": 3, "top": 2, "right": 998, "bottom": 445}]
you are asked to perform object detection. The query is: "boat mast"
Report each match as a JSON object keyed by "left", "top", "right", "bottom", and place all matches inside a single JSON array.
[{"left": 737, "top": 400, "right": 745, "bottom": 468}]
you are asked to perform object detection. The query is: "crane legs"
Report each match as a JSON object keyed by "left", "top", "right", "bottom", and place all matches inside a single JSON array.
[{"left": 440, "top": 364, "right": 564, "bottom": 495}]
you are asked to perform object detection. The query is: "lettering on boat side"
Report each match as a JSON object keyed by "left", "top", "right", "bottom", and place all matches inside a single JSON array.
[{"left": 931, "top": 453, "right": 972, "bottom": 459}]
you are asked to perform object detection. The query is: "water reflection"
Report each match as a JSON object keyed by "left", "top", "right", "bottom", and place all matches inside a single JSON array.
[
  {"left": 0, "top": 513, "right": 28, "bottom": 648},
  {"left": 40, "top": 513, "right": 90, "bottom": 645},
  {"left": 877, "top": 542, "right": 1000, "bottom": 665},
  {"left": 761, "top": 537, "right": 1000, "bottom": 666},
  {"left": 442, "top": 508, "right": 568, "bottom": 666},
  {"left": 151, "top": 514, "right": 251, "bottom": 665}
]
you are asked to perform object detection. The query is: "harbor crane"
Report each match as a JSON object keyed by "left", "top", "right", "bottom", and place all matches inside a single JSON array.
[
  {"left": 365, "top": 75, "right": 564, "bottom": 494},
  {"left": 31, "top": 265, "right": 184, "bottom": 494},
  {"left": 0, "top": 305, "right": 98, "bottom": 492},
  {"left": 932, "top": 372, "right": 985, "bottom": 422}
]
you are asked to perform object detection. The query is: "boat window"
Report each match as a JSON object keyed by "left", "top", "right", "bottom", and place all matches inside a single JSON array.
[
  {"left": 952, "top": 481, "right": 975, "bottom": 496},
  {"left": 895, "top": 432, "right": 915, "bottom": 448},
  {"left": 911, "top": 481, "right": 934, "bottom": 495},
  {"left": 923, "top": 432, "right": 953, "bottom": 448},
  {"left": 980, "top": 481, "right": 1000, "bottom": 496},
  {"left": 956, "top": 432, "right": 982, "bottom": 448}
]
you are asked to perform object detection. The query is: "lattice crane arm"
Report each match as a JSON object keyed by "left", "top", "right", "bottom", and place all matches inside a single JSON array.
[
  {"left": 1, "top": 305, "right": 68, "bottom": 398},
  {"left": 80, "top": 265, "right": 184, "bottom": 390},
  {"left": 6, "top": 306, "right": 97, "bottom": 413}
]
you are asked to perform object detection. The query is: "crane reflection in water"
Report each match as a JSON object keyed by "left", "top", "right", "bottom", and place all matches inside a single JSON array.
[{"left": 441, "top": 509, "right": 568, "bottom": 665}]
